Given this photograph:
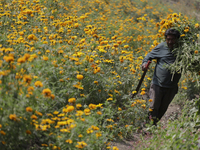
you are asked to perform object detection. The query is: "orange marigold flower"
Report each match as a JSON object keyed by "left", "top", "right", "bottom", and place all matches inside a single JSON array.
[
  {"left": 124, "top": 45, "right": 129, "bottom": 48},
  {"left": 1, "top": 141, "right": 6, "bottom": 145},
  {"left": 97, "top": 111, "right": 102, "bottom": 115},
  {"left": 68, "top": 98, "right": 76, "bottom": 103},
  {"left": 194, "top": 50, "right": 198, "bottom": 54},
  {"left": 23, "top": 75, "right": 32, "bottom": 84},
  {"left": 76, "top": 74, "right": 84, "bottom": 80},
  {"left": 27, "top": 86, "right": 34, "bottom": 92},
  {"left": 41, "top": 144, "right": 48, "bottom": 147},
  {"left": 140, "top": 91, "right": 145, "bottom": 95},
  {"left": 26, "top": 107, "right": 33, "bottom": 112},
  {"left": 42, "top": 56, "right": 48, "bottom": 61},
  {"left": 0, "top": 130, "right": 6, "bottom": 135},
  {"left": 75, "top": 141, "right": 87, "bottom": 149},
  {"left": 113, "top": 146, "right": 119, "bottom": 150},
  {"left": 195, "top": 23, "right": 199, "bottom": 28},
  {"left": 35, "top": 111, "right": 43, "bottom": 116},
  {"left": 31, "top": 114, "right": 37, "bottom": 120},
  {"left": 51, "top": 94, "right": 55, "bottom": 99},
  {"left": 94, "top": 81, "right": 98, "bottom": 84},
  {"left": 148, "top": 99, "right": 153, "bottom": 102},
  {"left": 42, "top": 88, "right": 52, "bottom": 97},
  {"left": 118, "top": 107, "right": 122, "bottom": 111},
  {"left": 3, "top": 56, "right": 14, "bottom": 62},
  {"left": 26, "top": 130, "right": 32, "bottom": 134},
  {"left": 141, "top": 104, "right": 146, "bottom": 109},
  {"left": 76, "top": 103, "right": 82, "bottom": 109},
  {"left": 34, "top": 81, "right": 43, "bottom": 87},
  {"left": 149, "top": 108, "right": 153, "bottom": 112},
  {"left": 66, "top": 106, "right": 75, "bottom": 112},
  {"left": 89, "top": 104, "right": 97, "bottom": 110},
  {"left": 66, "top": 139, "right": 73, "bottom": 144},
  {"left": 17, "top": 57, "right": 26, "bottom": 63},
  {"left": 9, "top": 114, "right": 17, "bottom": 121}
]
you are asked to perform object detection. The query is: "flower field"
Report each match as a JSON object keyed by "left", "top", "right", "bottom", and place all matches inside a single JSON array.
[{"left": 0, "top": 0, "right": 200, "bottom": 149}]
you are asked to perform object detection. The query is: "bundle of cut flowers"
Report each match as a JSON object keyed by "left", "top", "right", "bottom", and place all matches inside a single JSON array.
[{"left": 156, "top": 13, "right": 200, "bottom": 75}]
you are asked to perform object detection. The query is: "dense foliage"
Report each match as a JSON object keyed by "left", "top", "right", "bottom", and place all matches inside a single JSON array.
[{"left": 0, "top": 0, "right": 200, "bottom": 149}]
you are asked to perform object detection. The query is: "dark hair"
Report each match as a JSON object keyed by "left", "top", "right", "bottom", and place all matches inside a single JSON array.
[{"left": 165, "top": 28, "right": 180, "bottom": 39}]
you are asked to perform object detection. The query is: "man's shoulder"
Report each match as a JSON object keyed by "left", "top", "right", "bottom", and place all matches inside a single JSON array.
[{"left": 153, "top": 42, "right": 168, "bottom": 51}]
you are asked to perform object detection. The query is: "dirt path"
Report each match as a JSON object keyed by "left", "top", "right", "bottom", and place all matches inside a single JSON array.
[{"left": 111, "top": 104, "right": 182, "bottom": 150}]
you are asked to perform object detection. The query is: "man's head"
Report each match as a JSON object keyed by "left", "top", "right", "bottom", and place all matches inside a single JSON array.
[{"left": 165, "top": 28, "right": 180, "bottom": 50}]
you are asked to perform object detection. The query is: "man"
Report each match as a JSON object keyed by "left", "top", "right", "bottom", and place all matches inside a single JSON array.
[{"left": 142, "top": 28, "right": 181, "bottom": 125}]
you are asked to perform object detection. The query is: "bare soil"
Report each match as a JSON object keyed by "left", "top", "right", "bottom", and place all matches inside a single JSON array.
[{"left": 110, "top": 104, "right": 182, "bottom": 150}]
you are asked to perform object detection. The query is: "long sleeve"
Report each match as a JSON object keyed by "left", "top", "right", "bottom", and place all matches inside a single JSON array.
[{"left": 142, "top": 42, "right": 181, "bottom": 88}]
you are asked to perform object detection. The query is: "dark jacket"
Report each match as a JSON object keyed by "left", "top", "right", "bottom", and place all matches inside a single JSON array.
[{"left": 142, "top": 42, "right": 181, "bottom": 88}]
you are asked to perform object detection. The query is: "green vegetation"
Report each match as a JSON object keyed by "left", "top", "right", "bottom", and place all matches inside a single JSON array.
[{"left": 0, "top": 0, "right": 200, "bottom": 149}]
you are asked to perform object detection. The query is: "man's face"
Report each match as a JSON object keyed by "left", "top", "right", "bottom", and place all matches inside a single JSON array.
[{"left": 166, "top": 35, "right": 177, "bottom": 50}]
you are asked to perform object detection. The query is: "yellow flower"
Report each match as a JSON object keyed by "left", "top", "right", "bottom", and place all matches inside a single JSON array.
[
  {"left": 9, "top": 114, "right": 17, "bottom": 121},
  {"left": 51, "top": 94, "right": 55, "bottom": 99},
  {"left": 78, "top": 134, "right": 83, "bottom": 138},
  {"left": 76, "top": 103, "right": 82, "bottom": 109},
  {"left": 74, "top": 23, "right": 79, "bottom": 28},
  {"left": 118, "top": 107, "right": 122, "bottom": 111},
  {"left": 97, "top": 111, "right": 102, "bottom": 115},
  {"left": 42, "top": 88, "right": 52, "bottom": 97},
  {"left": 35, "top": 81, "right": 43, "bottom": 87},
  {"left": 149, "top": 108, "right": 153, "bottom": 112},
  {"left": 84, "top": 108, "right": 91, "bottom": 115},
  {"left": 26, "top": 107, "right": 33, "bottom": 112},
  {"left": 35, "top": 111, "right": 43, "bottom": 116},
  {"left": 66, "top": 139, "right": 73, "bottom": 144},
  {"left": 42, "top": 56, "right": 49, "bottom": 61},
  {"left": 76, "top": 110, "right": 84, "bottom": 116},
  {"left": 107, "top": 97, "right": 113, "bottom": 101},
  {"left": 89, "top": 104, "right": 97, "bottom": 110},
  {"left": 132, "top": 91, "right": 137, "bottom": 94},
  {"left": 0, "top": 130, "right": 6, "bottom": 135},
  {"left": 53, "top": 111, "right": 59, "bottom": 115},
  {"left": 195, "top": 23, "right": 199, "bottom": 28},
  {"left": 27, "top": 86, "right": 34, "bottom": 92},
  {"left": 194, "top": 50, "right": 198, "bottom": 54},
  {"left": 68, "top": 98, "right": 76, "bottom": 103},
  {"left": 3, "top": 56, "right": 14, "bottom": 62},
  {"left": 0, "top": 124, "right": 2, "bottom": 128},
  {"left": 140, "top": 91, "right": 145, "bottom": 95},
  {"left": 76, "top": 74, "right": 84, "bottom": 80},
  {"left": 31, "top": 115, "right": 38, "bottom": 120},
  {"left": 1, "top": 141, "right": 6, "bottom": 145},
  {"left": 75, "top": 141, "right": 87, "bottom": 149},
  {"left": 96, "top": 132, "right": 102, "bottom": 138},
  {"left": 26, "top": 130, "right": 32, "bottom": 134},
  {"left": 23, "top": 75, "right": 32, "bottom": 84},
  {"left": 86, "top": 128, "right": 93, "bottom": 134},
  {"left": 184, "top": 29, "right": 189, "bottom": 33},
  {"left": 17, "top": 57, "right": 26, "bottom": 63},
  {"left": 149, "top": 99, "right": 153, "bottom": 102},
  {"left": 180, "top": 34, "right": 185, "bottom": 37},
  {"left": 94, "top": 81, "right": 98, "bottom": 84},
  {"left": 113, "top": 146, "right": 119, "bottom": 150},
  {"left": 66, "top": 106, "right": 75, "bottom": 112},
  {"left": 124, "top": 45, "right": 129, "bottom": 48},
  {"left": 141, "top": 104, "right": 146, "bottom": 109}
]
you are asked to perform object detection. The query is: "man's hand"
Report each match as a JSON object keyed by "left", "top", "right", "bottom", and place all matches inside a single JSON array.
[
  {"left": 142, "top": 61, "right": 151, "bottom": 71},
  {"left": 142, "top": 63, "right": 147, "bottom": 71}
]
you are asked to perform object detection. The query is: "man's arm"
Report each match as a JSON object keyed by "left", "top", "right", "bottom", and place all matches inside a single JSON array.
[{"left": 142, "top": 43, "right": 162, "bottom": 70}]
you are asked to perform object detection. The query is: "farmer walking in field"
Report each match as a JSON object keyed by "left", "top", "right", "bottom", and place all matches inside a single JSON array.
[{"left": 142, "top": 28, "right": 181, "bottom": 125}]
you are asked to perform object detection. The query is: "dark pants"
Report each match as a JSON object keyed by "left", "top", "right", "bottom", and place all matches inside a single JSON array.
[{"left": 148, "top": 84, "right": 178, "bottom": 125}]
